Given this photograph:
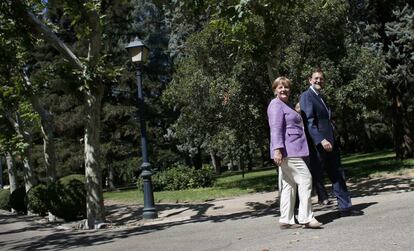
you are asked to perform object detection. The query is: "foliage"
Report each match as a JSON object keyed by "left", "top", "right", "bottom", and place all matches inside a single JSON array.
[
  {"left": 26, "top": 183, "right": 49, "bottom": 216},
  {"left": 46, "top": 174, "right": 86, "bottom": 221},
  {"left": 353, "top": 0, "right": 414, "bottom": 157},
  {"left": 137, "top": 164, "right": 215, "bottom": 191},
  {"left": 24, "top": 175, "right": 86, "bottom": 221},
  {"left": 0, "top": 189, "right": 11, "bottom": 210},
  {"left": 163, "top": 18, "right": 270, "bottom": 170}
]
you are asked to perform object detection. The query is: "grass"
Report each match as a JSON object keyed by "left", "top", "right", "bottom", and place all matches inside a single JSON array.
[
  {"left": 104, "top": 150, "right": 414, "bottom": 204},
  {"left": 342, "top": 150, "right": 414, "bottom": 179},
  {"left": 104, "top": 168, "right": 278, "bottom": 204}
]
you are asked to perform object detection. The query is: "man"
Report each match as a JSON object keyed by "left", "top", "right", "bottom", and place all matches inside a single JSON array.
[{"left": 299, "top": 68, "right": 363, "bottom": 217}]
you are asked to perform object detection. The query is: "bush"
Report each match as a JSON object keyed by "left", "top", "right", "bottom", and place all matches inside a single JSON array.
[
  {"left": 0, "top": 189, "right": 11, "bottom": 210},
  {"left": 47, "top": 174, "right": 86, "bottom": 222},
  {"left": 137, "top": 165, "right": 215, "bottom": 191},
  {"left": 26, "top": 184, "right": 49, "bottom": 216},
  {"left": 25, "top": 174, "right": 86, "bottom": 221},
  {"left": 9, "top": 187, "right": 27, "bottom": 214},
  {"left": 60, "top": 174, "right": 85, "bottom": 185}
]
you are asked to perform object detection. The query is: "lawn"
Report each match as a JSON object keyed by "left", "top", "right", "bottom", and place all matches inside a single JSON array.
[
  {"left": 104, "top": 150, "right": 414, "bottom": 204},
  {"left": 104, "top": 168, "right": 277, "bottom": 204},
  {"left": 341, "top": 150, "right": 414, "bottom": 180}
]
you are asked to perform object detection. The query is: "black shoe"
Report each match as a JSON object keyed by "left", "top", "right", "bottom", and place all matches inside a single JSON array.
[{"left": 340, "top": 209, "right": 364, "bottom": 217}]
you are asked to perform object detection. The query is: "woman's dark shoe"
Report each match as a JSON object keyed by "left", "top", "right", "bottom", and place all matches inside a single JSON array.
[{"left": 280, "top": 223, "right": 303, "bottom": 230}]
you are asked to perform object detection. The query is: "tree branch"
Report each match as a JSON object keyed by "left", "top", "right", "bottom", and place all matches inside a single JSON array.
[{"left": 12, "top": 0, "right": 84, "bottom": 70}]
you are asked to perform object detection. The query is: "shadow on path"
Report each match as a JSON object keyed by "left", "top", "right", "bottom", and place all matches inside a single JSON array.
[
  {"left": 316, "top": 202, "right": 377, "bottom": 225},
  {"left": 2, "top": 201, "right": 280, "bottom": 251},
  {"left": 1, "top": 174, "right": 413, "bottom": 251},
  {"left": 347, "top": 176, "right": 413, "bottom": 198}
]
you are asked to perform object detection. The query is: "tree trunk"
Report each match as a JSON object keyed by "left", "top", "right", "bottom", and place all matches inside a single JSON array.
[
  {"left": 84, "top": 84, "right": 105, "bottom": 229},
  {"left": 266, "top": 61, "right": 276, "bottom": 85},
  {"left": 22, "top": 150, "right": 37, "bottom": 193},
  {"left": 239, "top": 156, "right": 245, "bottom": 178},
  {"left": 6, "top": 152, "right": 17, "bottom": 213},
  {"left": 392, "top": 94, "right": 414, "bottom": 159},
  {"left": 6, "top": 152, "right": 17, "bottom": 193},
  {"left": 209, "top": 151, "right": 221, "bottom": 175},
  {"left": 6, "top": 113, "right": 37, "bottom": 192},
  {"left": 41, "top": 122, "right": 58, "bottom": 182},
  {"left": 23, "top": 70, "right": 58, "bottom": 182},
  {"left": 108, "top": 164, "right": 116, "bottom": 191},
  {"left": 247, "top": 154, "right": 253, "bottom": 172},
  {"left": 246, "top": 145, "right": 253, "bottom": 172},
  {"left": 22, "top": 71, "right": 58, "bottom": 220},
  {"left": 230, "top": 156, "right": 237, "bottom": 171},
  {"left": 192, "top": 146, "right": 202, "bottom": 170}
]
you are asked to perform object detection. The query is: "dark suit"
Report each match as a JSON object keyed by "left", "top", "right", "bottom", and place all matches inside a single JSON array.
[{"left": 300, "top": 87, "right": 352, "bottom": 210}]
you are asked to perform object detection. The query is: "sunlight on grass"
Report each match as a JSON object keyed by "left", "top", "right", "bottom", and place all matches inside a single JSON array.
[
  {"left": 342, "top": 150, "right": 395, "bottom": 164},
  {"left": 104, "top": 168, "right": 278, "bottom": 204},
  {"left": 104, "top": 186, "right": 259, "bottom": 204},
  {"left": 342, "top": 150, "right": 414, "bottom": 179},
  {"left": 104, "top": 150, "right": 414, "bottom": 204}
]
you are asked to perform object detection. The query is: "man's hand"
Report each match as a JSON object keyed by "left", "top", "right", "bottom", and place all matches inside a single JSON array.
[
  {"left": 274, "top": 149, "right": 283, "bottom": 166},
  {"left": 321, "top": 139, "right": 333, "bottom": 152}
]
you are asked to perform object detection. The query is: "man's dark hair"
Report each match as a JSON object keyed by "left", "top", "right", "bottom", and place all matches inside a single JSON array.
[{"left": 310, "top": 67, "right": 324, "bottom": 78}]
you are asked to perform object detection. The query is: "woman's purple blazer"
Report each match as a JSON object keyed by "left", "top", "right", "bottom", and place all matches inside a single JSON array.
[{"left": 267, "top": 98, "right": 309, "bottom": 159}]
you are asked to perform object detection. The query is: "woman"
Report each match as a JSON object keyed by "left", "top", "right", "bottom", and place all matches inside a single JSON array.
[{"left": 267, "top": 76, "right": 322, "bottom": 229}]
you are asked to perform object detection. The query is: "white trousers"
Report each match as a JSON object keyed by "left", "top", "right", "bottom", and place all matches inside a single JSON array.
[{"left": 279, "top": 157, "right": 314, "bottom": 224}]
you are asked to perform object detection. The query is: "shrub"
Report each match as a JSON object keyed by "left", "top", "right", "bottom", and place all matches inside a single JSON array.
[
  {"left": 190, "top": 165, "right": 215, "bottom": 188},
  {"left": 9, "top": 187, "right": 27, "bottom": 214},
  {"left": 137, "top": 165, "right": 216, "bottom": 191},
  {"left": 26, "top": 184, "right": 49, "bottom": 216},
  {"left": 47, "top": 174, "right": 86, "bottom": 222},
  {"left": 60, "top": 174, "right": 85, "bottom": 185},
  {"left": 0, "top": 189, "right": 11, "bottom": 210}
]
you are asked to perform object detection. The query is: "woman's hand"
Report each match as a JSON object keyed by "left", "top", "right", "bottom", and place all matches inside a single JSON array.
[{"left": 274, "top": 149, "right": 283, "bottom": 166}]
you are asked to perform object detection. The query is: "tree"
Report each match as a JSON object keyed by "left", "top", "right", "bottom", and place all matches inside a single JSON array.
[
  {"left": 10, "top": 0, "right": 106, "bottom": 227},
  {"left": 163, "top": 17, "right": 270, "bottom": 172},
  {"left": 383, "top": 4, "right": 414, "bottom": 158},
  {"left": 351, "top": 0, "right": 414, "bottom": 157}
]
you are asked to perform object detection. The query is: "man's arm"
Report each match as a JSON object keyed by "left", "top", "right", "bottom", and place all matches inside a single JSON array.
[{"left": 299, "top": 92, "right": 324, "bottom": 145}]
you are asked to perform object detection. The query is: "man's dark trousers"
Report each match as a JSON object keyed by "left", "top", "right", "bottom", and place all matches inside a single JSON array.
[
  {"left": 307, "top": 144, "right": 329, "bottom": 203},
  {"left": 315, "top": 143, "right": 351, "bottom": 210}
]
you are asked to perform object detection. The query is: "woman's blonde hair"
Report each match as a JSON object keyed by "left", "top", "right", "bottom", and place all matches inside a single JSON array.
[{"left": 272, "top": 76, "right": 292, "bottom": 96}]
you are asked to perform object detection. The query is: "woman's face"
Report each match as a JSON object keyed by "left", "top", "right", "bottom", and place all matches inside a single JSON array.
[{"left": 275, "top": 83, "right": 290, "bottom": 103}]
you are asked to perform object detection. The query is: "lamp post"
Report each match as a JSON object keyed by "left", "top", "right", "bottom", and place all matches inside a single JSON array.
[{"left": 125, "top": 37, "right": 157, "bottom": 219}]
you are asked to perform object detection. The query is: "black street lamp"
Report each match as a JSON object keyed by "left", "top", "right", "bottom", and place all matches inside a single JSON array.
[{"left": 125, "top": 37, "right": 157, "bottom": 219}]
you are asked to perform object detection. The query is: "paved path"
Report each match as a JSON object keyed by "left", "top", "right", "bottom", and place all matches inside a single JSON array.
[{"left": 1, "top": 174, "right": 413, "bottom": 251}]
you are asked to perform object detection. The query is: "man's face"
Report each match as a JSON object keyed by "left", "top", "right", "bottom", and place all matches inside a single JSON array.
[{"left": 309, "top": 72, "right": 325, "bottom": 91}]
